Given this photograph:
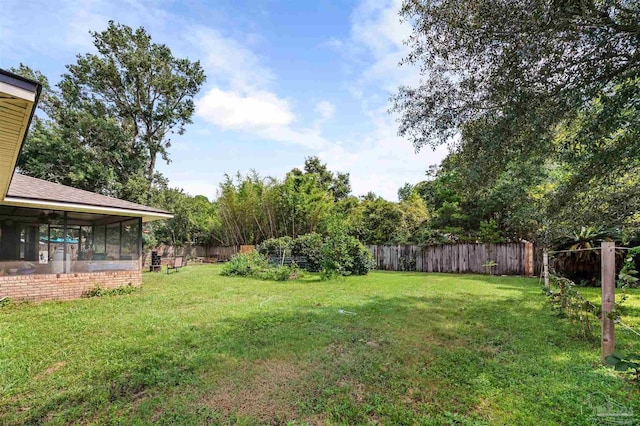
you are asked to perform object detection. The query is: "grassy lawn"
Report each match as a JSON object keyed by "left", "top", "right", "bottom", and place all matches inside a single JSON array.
[{"left": 2, "top": 265, "right": 639, "bottom": 425}]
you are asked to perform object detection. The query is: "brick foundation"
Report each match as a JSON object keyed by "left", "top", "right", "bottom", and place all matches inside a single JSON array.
[{"left": 0, "top": 270, "right": 142, "bottom": 302}]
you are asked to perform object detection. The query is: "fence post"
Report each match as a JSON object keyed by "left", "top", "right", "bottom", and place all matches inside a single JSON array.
[
  {"left": 543, "top": 249, "right": 549, "bottom": 291},
  {"left": 524, "top": 242, "right": 533, "bottom": 276},
  {"left": 601, "top": 241, "right": 616, "bottom": 364}
]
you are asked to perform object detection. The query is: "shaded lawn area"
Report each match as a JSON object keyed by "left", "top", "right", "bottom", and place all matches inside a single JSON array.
[{"left": 1, "top": 266, "right": 639, "bottom": 425}]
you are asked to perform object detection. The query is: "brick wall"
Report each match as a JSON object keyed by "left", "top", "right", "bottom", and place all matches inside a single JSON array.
[{"left": 0, "top": 270, "right": 142, "bottom": 302}]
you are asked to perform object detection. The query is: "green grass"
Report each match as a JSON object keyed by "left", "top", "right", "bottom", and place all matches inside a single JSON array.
[{"left": 1, "top": 266, "right": 639, "bottom": 425}]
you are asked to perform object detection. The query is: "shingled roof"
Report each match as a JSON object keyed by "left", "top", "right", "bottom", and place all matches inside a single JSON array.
[{"left": 3, "top": 174, "right": 172, "bottom": 220}]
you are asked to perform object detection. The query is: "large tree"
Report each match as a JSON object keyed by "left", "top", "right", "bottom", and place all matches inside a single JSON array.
[
  {"left": 62, "top": 21, "right": 206, "bottom": 180},
  {"left": 13, "top": 64, "right": 140, "bottom": 195},
  {"left": 394, "top": 0, "right": 640, "bottom": 151},
  {"left": 16, "top": 21, "right": 206, "bottom": 197},
  {"left": 393, "top": 0, "right": 640, "bottom": 233},
  {"left": 296, "top": 156, "right": 352, "bottom": 202}
]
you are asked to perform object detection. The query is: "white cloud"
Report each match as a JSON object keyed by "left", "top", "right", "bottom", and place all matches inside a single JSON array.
[
  {"left": 257, "top": 125, "right": 330, "bottom": 150},
  {"left": 170, "top": 179, "right": 217, "bottom": 200},
  {"left": 350, "top": 0, "right": 418, "bottom": 91},
  {"left": 190, "top": 26, "right": 320, "bottom": 141},
  {"left": 321, "top": 38, "right": 344, "bottom": 50},
  {"left": 187, "top": 26, "right": 274, "bottom": 92},
  {"left": 1, "top": 0, "right": 173, "bottom": 59},
  {"left": 197, "top": 89, "right": 294, "bottom": 129},
  {"left": 317, "top": 109, "right": 448, "bottom": 199},
  {"left": 191, "top": 25, "right": 336, "bottom": 151},
  {"left": 352, "top": 0, "right": 408, "bottom": 54},
  {"left": 315, "top": 101, "right": 336, "bottom": 121}
]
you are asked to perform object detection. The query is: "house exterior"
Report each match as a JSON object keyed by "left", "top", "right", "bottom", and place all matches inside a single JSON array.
[{"left": 0, "top": 69, "right": 172, "bottom": 301}]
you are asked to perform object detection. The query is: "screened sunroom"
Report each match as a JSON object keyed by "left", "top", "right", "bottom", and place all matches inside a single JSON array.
[
  {"left": 0, "top": 173, "right": 171, "bottom": 277},
  {"left": 0, "top": 205, "right": 142, "bottom": 276}
]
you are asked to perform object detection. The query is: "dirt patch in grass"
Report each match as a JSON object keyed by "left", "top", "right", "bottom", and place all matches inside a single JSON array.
[
  {"left": 471, "top": 396, "right": 494, "bottom": 417},
  {"left": 34, "top": 361, "right": 67, "bottom": 379},
  {"left": 338, "top": 378, "right": 366, "bottom": 403},
  {"left": 205, "top": 358, "right": 310, "bottom": 423}
]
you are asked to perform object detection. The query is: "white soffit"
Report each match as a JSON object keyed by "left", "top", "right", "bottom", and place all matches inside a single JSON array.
[{"left": 0, "top": 76, "right": 38, "bottom": 200}]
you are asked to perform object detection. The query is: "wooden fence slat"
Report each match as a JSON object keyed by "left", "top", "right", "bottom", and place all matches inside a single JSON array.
[{"left": 459, "top": 244, "right": 468, "bottom": 273}]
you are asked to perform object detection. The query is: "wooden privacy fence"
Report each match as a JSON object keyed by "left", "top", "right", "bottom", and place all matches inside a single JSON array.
[
  {"left": 368, "top": 243, "right": 535, "bottom": 276},
  {"left": 144, "top": 245, "right": 238, "bottom": 262}
]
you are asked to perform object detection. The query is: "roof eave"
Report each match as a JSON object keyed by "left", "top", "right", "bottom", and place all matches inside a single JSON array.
[
  {"left": 1, "top": 196, "right": 174, "bottom": 222},
  {"left": 0, "top": 69, "right": 42, "bottom": 200}
]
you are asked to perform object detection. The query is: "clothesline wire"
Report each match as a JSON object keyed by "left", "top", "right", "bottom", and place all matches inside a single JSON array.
[
  {"left": 616, "top": 320, "right": 640, "bottom": 339},
  {"left": 548, "top": 247, "right": 601, "bottom": 254},
  {"left": 547, "top": 246, "right": 637, "bottom": 255}
]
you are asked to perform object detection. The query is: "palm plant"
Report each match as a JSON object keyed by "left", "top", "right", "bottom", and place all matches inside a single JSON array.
[{"left": 553, "top": 226, "right": 620, "bottom": 285}]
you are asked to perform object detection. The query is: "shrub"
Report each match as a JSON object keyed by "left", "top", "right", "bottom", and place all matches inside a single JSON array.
[
  {"left": 254, "top": 265, "right": 303, "bottom": 281},
  {"left": 479, "top": 219, "right": 504, "bottom": 243},
  {"left": 252, "top": 225, "right": 373, "bottom": 279},
  {"left": 321, "top": 232, "right": 352, "bottom": 279},
  {"left": 349, "top": 240, "right": 375, "bottom": 275},
  {"left": 257, "top": 236, "right": 293, "bottom": 257},
  {"left": 221, "top": 251, "right": 268, "bottom": 276},
  {"left": 221, "top": 251, "right": 302, "bottom": 281},
  {"left": 414, "top": 227, "right": 456, "bottom": 246},
  {"left": 321, "top": 216, "right": 374, "bottom": 279},
  {"left": 291, "top": 232, "right": 323, "bottom": 272},
  {"left": 258, "top": 233, "right": 323, "bottom": 272},
  {"left": 605, "top": 352, "right": 640, "bottom": 383}
]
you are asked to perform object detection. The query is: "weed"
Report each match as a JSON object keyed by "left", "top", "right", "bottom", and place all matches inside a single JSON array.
[{"left": 83, "top": 283, "right": 138, "bottom": 298}]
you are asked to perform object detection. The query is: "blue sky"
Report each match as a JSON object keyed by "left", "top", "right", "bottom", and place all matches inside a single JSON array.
[{"left": 0, "top": 0, "right": 447, "bottom": 200}]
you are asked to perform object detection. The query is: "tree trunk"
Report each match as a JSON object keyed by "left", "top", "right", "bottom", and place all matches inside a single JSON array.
[{"left": 147, "top": 153, "right": 157, "bottom": 183}]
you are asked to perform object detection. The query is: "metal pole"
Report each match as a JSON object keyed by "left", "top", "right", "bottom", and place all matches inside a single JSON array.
[
  {"left": 47, "top": 224, "right": 51, "bottom": 266},
  {"left": 601, "top": 241, "right": 616, "bottom": 364},
  {"left": 138, "top": 218, "right": 143, "bottom": 270},
  {"left": 62, "top": 212, "right": 68, "bottom": 273},
  {"left": 543, "top": 249, "right": 549, "bottom": 290}
]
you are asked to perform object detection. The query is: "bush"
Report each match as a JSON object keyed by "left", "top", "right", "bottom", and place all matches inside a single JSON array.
[
  {"left": 349, "top": 240, "right": 375, "bottom": 275},
  {"left": 321, "top": 216, "right": 374, "bottom": 279},
  {"left": 221, "top": 251, "right": 268, "bottom": 276},
  {"left": 253, "top": 226, "right": 373, "bottom": 279},
  {"left": 414, "top": 227, "right": 456, "bottom": 246},
  {"left": 221, "top": 251, "right": 302, "bottom": 281},
  {"left": 291, "top": 232, "right": 323, "bottom": 272},
  {"left": 479, "top": 219, "right": 504, "bottom": 243},
  {"left": 258, "top": 233, "right": 323, "bottom": 272},
  {"left": 254, "top": 265, "right": 303, "bottom": 281},
  {"left": 257, "top": 236, "right": 293, "bottom": 257}
]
